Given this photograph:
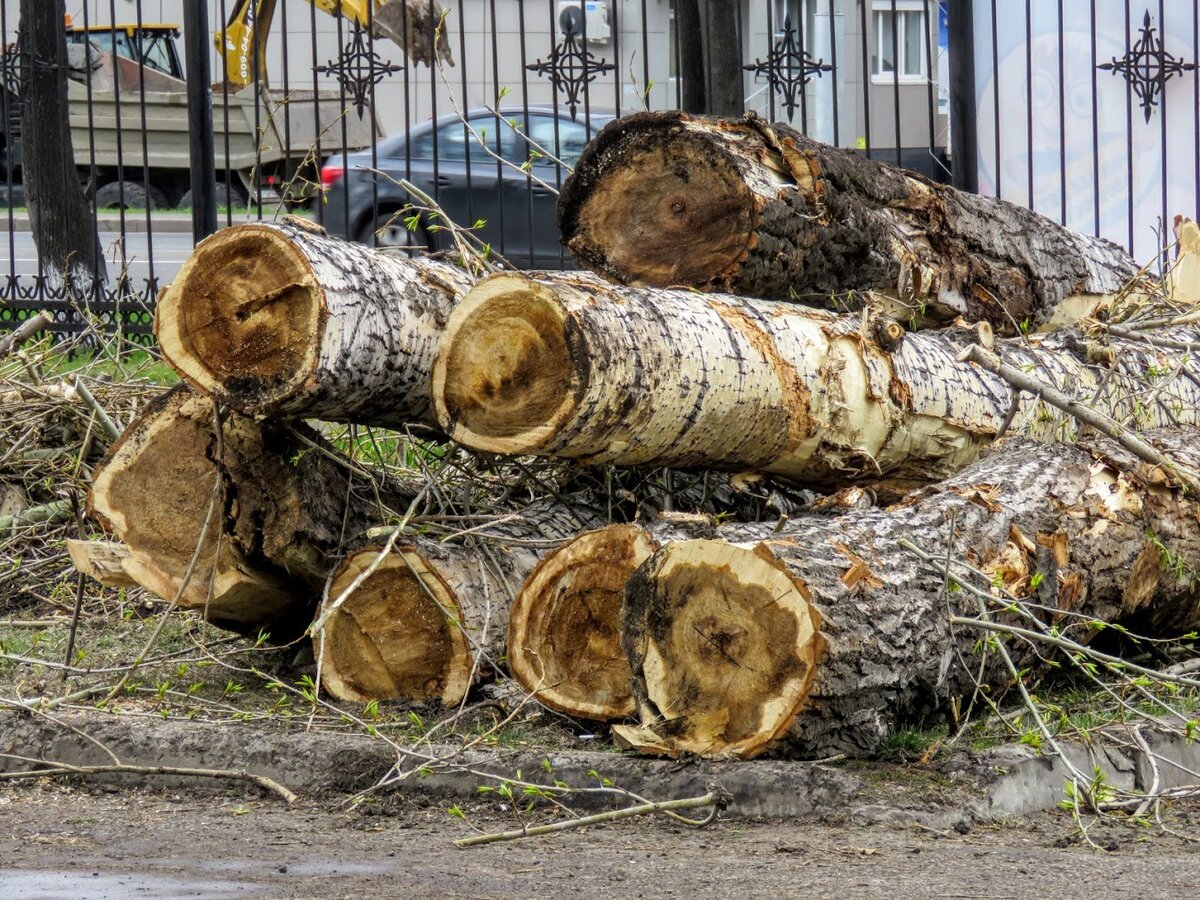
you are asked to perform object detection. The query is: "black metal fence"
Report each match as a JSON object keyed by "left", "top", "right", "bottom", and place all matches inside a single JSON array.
[{"left": 0, "top": 1, "right": 1196, "bottom": 342}]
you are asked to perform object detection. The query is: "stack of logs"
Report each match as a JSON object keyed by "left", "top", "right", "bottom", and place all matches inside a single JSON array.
[{"left": 78, "top": 112, "right": 1200, "bottom": 759}]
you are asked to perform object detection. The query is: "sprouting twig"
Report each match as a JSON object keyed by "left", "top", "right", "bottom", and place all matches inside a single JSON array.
[{"left": 454, "top": 790, "right": 725, "bottom": 849}]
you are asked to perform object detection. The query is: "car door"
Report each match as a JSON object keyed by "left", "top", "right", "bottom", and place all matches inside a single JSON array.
[
  {"left": 409, "top": 115, "right": 528, "bottom": 264},
  {"left": 525, "top": 114, "right": 597, "bottom": 268}
]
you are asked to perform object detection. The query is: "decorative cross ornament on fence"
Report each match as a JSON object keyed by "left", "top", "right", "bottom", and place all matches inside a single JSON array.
[
  {"left": 1098, "top": 9, "right": 1197, "bottom": 123},
  {"left": 743, "top": 17, "right": 831, "bottom": 121},
  {"left": 526, "top": 16, "right": 615, "bottom": 120},
  {"left": 315, "top": 22, "right": 403, "bottom": 118}
]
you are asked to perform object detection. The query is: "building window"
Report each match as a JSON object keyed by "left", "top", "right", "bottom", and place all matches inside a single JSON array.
[{"left": 871, "top": 1, "right": 927, "bottom": 81}]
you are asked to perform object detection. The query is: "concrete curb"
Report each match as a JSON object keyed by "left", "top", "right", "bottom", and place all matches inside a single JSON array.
[{"left": 3, "top": 712, "right": 1197, "bottom": 822}]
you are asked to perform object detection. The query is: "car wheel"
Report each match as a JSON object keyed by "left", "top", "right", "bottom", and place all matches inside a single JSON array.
[{"left": 357, "top": 212, "right": 429, "bottom": 252}]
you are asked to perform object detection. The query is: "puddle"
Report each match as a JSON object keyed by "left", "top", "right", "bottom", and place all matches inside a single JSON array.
[{"left": 0, "top": 868, "right": 258, "bottom": 898}]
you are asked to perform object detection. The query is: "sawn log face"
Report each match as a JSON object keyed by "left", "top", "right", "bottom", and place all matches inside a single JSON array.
[
  {"left": 156, "top": 220, "right": 472, "bottom": 427},
  {"left": 619, "top": 434, "right": 1200, "bottom": 759}
]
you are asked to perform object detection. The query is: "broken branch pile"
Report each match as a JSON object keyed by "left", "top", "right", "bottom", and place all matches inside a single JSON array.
[{"left": 69, "top": 121, "right": 1200, "bottom": 761}]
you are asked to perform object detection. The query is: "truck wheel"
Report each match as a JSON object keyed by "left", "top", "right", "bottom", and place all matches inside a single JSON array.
[
  {"left": 178, "top": 183, "right": 245, "bottom": 211},
  {"left": 93, "top": 181, "right": 169, "bottom": 211}
]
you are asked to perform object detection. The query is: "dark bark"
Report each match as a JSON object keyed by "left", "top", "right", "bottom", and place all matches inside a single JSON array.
[
  {"left": 18, "top": 0, "right": 104, "bottom": 300},
  {"left": 558, "top": 112, "right": 1140, "bottom": 333},
  {"left": 616, "top": 433, "right": 1200, "bottom": 759}
]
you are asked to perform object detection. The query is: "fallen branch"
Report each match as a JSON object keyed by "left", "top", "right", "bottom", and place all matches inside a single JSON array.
[
  {"left": 454, "top": 789, "right": 724, "bottom": 848},
  {"left": 0, "top": 756, "right": 297, "bottom": 804},
  {"left": 0, "top": 312, "right": 52, "bottom": 357}
]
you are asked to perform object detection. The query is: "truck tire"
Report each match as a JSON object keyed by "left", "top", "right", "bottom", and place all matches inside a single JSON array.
[
  {"left": 178, "top": 182, "right": 245, "bottom": 211},
  {"left": 94, "top": 181, "right": 169, "bottom": 211}
]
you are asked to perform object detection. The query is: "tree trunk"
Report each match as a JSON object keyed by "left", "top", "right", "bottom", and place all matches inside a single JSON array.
[
  {"left": 88, "top": 386, "right": 408, "bottom": 638},
  {"left": 507, "top": 524, "right": 659, "bottom": 721},
  {"left": 703, "top": 1, "right": 744, "bottom": 117},
  {"left": 432, "top": 271, "right": 1200, "bottom": 487},
  {"left": 615, "top": 433, "right": 1200, "bottom": 760},
  {"left": 155, "top": 220, "right": 473, "bottom": 428},
  {"left": 18, "top": 0, "right": 105, "bottom": 301},
  {"left": 557, "top": 112, "right": 1140, "bottom": 332},
  {"left": 317, "top": 502, "right": 596, "bottom": 706}
]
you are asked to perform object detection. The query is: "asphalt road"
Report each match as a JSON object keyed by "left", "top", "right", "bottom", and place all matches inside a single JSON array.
[{"left": 0, "top": 229, "right": 196, "bottom": 288}]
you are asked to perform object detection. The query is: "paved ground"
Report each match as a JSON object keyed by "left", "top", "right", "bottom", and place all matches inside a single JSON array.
[{"left": 1, "top": 781, "right": 1198, "bottom": 899}]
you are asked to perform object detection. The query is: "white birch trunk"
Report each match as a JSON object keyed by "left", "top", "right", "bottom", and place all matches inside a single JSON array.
[
  {"left": 156, "top": 220, "right": 473, "bottom": 427},
  {"left": 432, "top": 271, "right": 1200, "bottom": 486}
]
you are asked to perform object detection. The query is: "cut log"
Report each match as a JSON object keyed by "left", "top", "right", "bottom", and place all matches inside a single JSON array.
[
  {"left": 316, "top": 503, "right": 596, "bottom": 706},
  {"left": 66, "top": 540, "right": 139, "bottom": 590},
  {"left": 558, "top": 112, "right": 1141, "bottom": 332},
  {"left": 507, "top": 524, "right": 659, "bottom": 721},
  {"left": 615, "top": 432, "right": 1200, "bottom": 759},
  {"left": 318, "top": 537, "right": 533, "bottom": 706},
  {"left": 88, "top": 386, "right": 406, "bottom": 637},
  {"left": 432, "top": 271, "right": 1200, "bottom": 486},
  {"left": 155, "top": 220, "right": 473, "bottom": 427}
]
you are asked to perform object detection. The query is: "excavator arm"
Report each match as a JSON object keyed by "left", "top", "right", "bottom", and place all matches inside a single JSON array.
[{"left": 216, "top": 0, "right": 451, "bottom": 88}]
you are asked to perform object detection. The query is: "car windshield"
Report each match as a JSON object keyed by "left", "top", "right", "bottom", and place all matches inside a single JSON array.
[{"left": 389, "top": 113, "right": 607, "bottom": 167}]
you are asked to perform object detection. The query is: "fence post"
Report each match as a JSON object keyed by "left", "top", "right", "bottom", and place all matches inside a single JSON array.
[
  {"left": 947, "top": 0, "right": 978, "bottom": 192},
  {"left": 183, "top": 1, "right": 217, "bottom": 242}
]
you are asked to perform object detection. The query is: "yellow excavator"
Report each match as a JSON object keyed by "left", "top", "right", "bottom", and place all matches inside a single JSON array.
[{"left": 216, "top": 0, "right": 452, "bottom": 88}]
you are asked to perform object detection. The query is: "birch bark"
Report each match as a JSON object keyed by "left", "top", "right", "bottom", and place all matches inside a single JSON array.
[
  {"left": 433, "top": 271, "right": 1200, "bottom": 486},
  {"left": 156, "top": 220, "right": 473, "bottom": 427}
]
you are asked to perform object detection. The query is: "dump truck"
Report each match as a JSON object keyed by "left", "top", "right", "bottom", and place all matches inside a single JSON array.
[{"left": 1, "top": 20, "right": 380, "bottom": 209}]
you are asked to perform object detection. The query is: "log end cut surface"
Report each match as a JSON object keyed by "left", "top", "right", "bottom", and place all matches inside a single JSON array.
[
  {"left": 433, "top": 274, "right": 582, "bottom": 454},
  {"left": 87, "top": 387, "right": 300, "bottom": 628},
  {"left": 617, "top": 540, "right": 822, "bottom": 759},
  {"left": 559, "top": 120, "right": 756, "bottom": 287},
  {"left": 318, "top": 547, "right": 474, "bottom": 706},
  {"left": 155, "top": 224, "right": 322, "bottom": 408},
  {"left": 507, "top": 525, "right": 656, "bottom": 721}
]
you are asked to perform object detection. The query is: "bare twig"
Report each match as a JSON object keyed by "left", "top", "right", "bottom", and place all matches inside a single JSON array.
[{"left": 454, "top": 790, "right": 724, "bottom": 849}]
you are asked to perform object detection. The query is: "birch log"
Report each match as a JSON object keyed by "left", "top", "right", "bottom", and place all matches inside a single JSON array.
[
  {"left": 614, "top": 433, "right": 1200, "bottom": 760},
  {"left": 155, "top": 220, "right": 473, "bottom": 427},
  {"left": 558, "top": 112, "right": 1141, "bottom": 332},
  {"left": 317, "top": 503, "right": 597, "bottom": 705},
  {"left": 88, "top": 386, "right": 405, "bottom": 637},
  {"left": 432, "top": 271, "right": 1200, "bottom": 486}
]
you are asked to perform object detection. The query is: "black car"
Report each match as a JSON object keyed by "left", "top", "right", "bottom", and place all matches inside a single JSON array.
[{"left": 317, "top": 106, "right": 614, "bottom": 269}]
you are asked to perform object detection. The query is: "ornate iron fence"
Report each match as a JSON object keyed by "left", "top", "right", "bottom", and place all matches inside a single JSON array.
[{"left": 1, "top": 1, "right": 1196, "bottom": 341}]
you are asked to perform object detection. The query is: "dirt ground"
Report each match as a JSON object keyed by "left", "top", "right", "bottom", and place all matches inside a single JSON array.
[{"left": 2, "top": 781, "right": 1199, "bottom": 899}]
